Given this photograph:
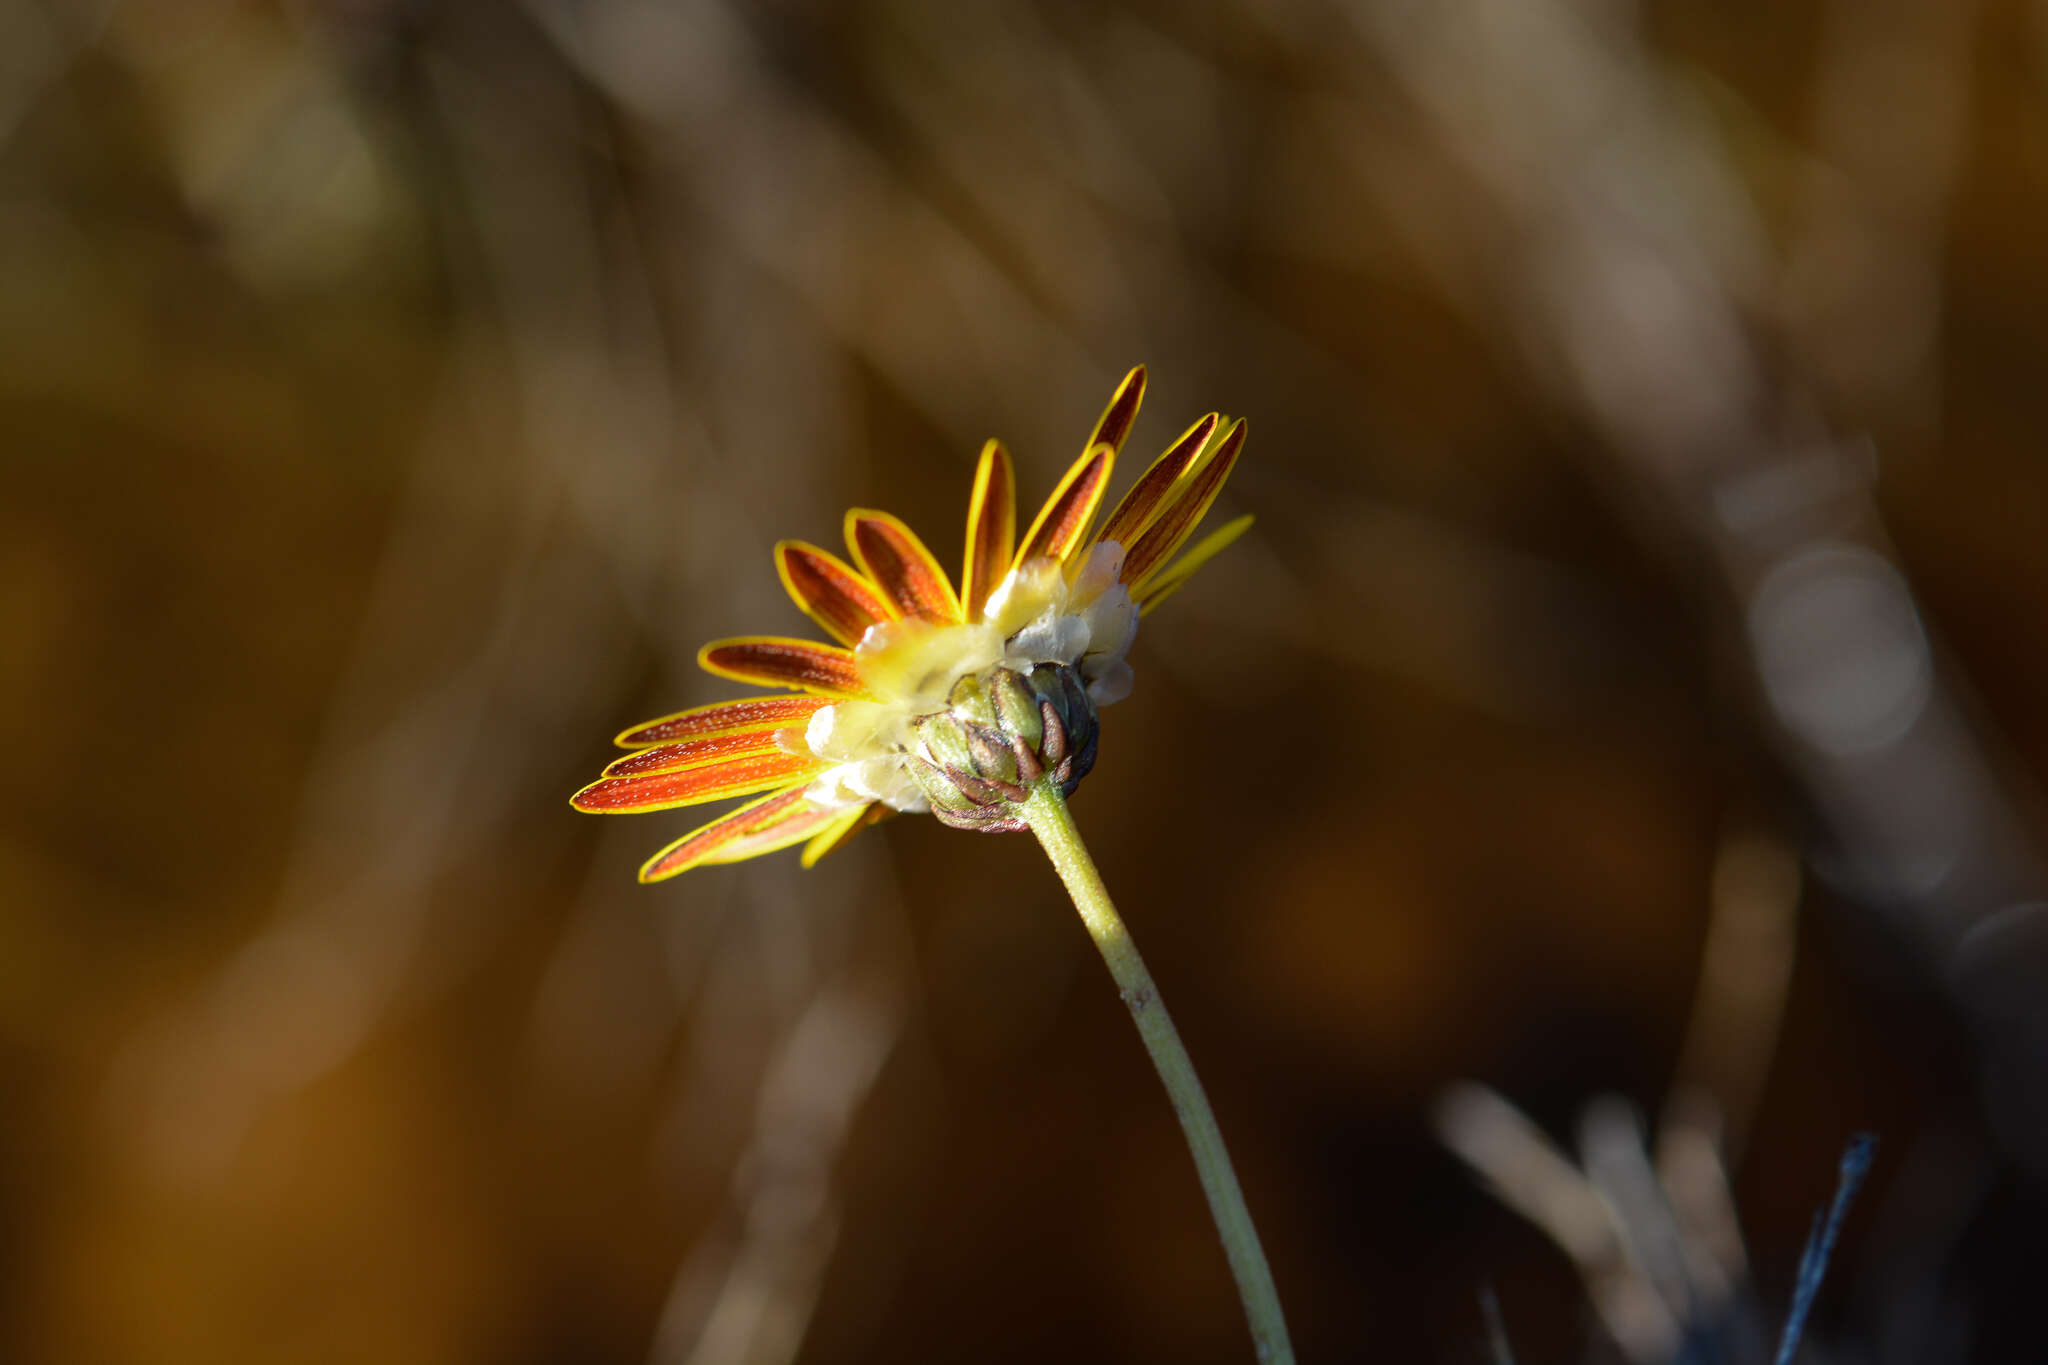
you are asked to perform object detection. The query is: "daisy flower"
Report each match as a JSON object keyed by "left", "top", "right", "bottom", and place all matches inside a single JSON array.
[
  {"left": 573, "top": 367, "right": 1291, "bottom": 1363},
  {"left": 572, "top": 366, "right": 1251, "bottom": 881}
]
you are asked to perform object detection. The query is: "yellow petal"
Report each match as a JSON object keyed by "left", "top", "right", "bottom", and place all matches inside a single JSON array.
[
  {"left": 573, "top": 751, "right": 829, "bottom": 813},
  {"left": 776, "top": 541, "right": 892, "bottom": 647},
  {"left": 1015, "top": 444, "right": 1114, "bottom": 570},
  {"left": 1136, "top": 514, "right": 1254, "bottom": 615},
  {"left": 601, "top": 728, "right": 789, "bottom": 778},
  {"left": 700, "top": 799, "right": 851, "bottom": 867},
  {"left": 639, "top": 786, "right": 833, "bottom": 881},
  {"left": 799, "top": 802, "right": 891, "bottom": 868},
  {"left": 1123, "top": 418, "right": 1246, "bottom": 593},
  {"left": 960, "top": 439, "right": 1016, "bottom": 623},
  {"left": 698, "top": 636, "right": 869, "bottom": 698},
  {"left": 1094, "top": 412, "right": 1220, "bottom": 552},
  {"left": 846, "top": 510, "right": 964, "bottom": 624},
  {"left": 1085, "top": 364, "right": 1147, "bottom": 458},
  {"left": 613, "top": 695, "right": 832, "bottom": 749}
]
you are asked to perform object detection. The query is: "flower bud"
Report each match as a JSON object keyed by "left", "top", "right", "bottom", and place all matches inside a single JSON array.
[{"left": 909, "top": 663, "right": 1099, "bottom": 831}]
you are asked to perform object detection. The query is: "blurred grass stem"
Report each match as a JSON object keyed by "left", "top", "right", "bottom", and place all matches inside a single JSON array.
[{"left": 1016, "top": 782, "right": 1295, "bottom": 1364}]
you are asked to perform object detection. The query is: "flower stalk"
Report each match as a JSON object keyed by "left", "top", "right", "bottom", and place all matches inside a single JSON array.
[{"left": 1013, "top": 780, "right": 1296, "bottom": 1365}]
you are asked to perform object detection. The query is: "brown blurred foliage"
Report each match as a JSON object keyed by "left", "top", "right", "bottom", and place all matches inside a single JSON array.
[{"left": 6, "top": 0, "right": 2048, "bottom": 1361}]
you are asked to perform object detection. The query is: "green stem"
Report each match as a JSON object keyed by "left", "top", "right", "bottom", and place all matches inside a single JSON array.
[{"left": 1015, "top": 781, "right": 1295, "bottom": 1365}]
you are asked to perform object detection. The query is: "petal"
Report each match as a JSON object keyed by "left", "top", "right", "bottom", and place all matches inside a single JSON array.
[
  {"left": 1006, "top": 611, "right": 1089, "bottom": 666},
  {"left": 700, "top": 799, "right": 851, "bottom": 867},
  {"left": 803, "top": 699, "right": 906, "bottom": 764},
  {"left": 1014, "top": 444, "right": 1114, "bottom": 570},
  {"left": 960, "top": 439, "right": 1016, "bottom": 622},
  {"left": 1094, "top": 413, "right": 1220, "bottom": 552},
  {"left": 699, "top": 637, "right": 868, "bottom": 698},
  {"left": 615, "top": 695, "right": 832, "bottom": 748},
  {"left": 805, "top": 754, "right": 914, "bottom": 809},
  {"left": 1122, "top": 417, "right": 1246, "bottom": 591},
  {"left": 1136, "top": 514, "right": 1254, "bottom": 614},
  {"left": 1077, "top": 580, "right": 1139, "bottom": 665},
  {"left": 1085, "top": 658, "right": 1134, "bottom": 706},
  {"left": 601, "top": 727, "right": 790, "bottom": 778},
  {"left": 846, "top": 510, "right": 963, "bottom": 624},
  {"left": 573, "top": 751, "right": 828, "bottom": 813},
  {"left": 1085, "top": 364, "right": 1147, "bottom": 458},
  {"left": 638, "top": 785, "right": 818, "bottom": 881},
  {"left": 799, "top": 802, "right": 892, "bottom": 868},
  {"left": 776, "top": 541, "right": 891, "bottom": 647}
]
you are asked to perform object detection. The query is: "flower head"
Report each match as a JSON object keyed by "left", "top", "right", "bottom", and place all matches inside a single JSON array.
[{"left": 573, "top": 367, "right": 1252, "bottom": 881}]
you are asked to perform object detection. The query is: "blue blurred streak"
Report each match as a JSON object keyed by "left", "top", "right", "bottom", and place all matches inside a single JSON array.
[{"left": 1774, "top": 1134, "right": 1878, "bottom": 1365}]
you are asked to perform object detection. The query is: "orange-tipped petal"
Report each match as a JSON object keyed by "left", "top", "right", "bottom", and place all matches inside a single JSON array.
[
  {"left": 601, "top": 728, "right": 789, "bottom": 778},
  {"left": 1094, "top": 413, "right": 1220, "bottom": 552},
  {"left": 960, "top": 440, "right": 1016, "bottom": 622},
  {"left": 1135, "top": 514, "right": 1254, "bottom": 614},
  {"left": 573, "top": 751, "right": 827, "bottom": 813},
  {"left": 798, "top": 801, "right": 891, "bottom": 868},
  {"left": 1014, "top": 444, "right": 1115, "bottom": 570},
  {"left": 638, "top": 786, "right": 818, "bottom": 881},
  {"left": 615, "top": 696, "right": 831, "bottom": 749},
  {"left": 846, "top": 510, "right": 962, "bottom": 624},
  {"left": 699, "top": 637, "right": 868, "bottom": 698},
  {"left": 1122, "top": 418, "right": 1246, "bottom": 591},
  {"left": 1085, "top": 365, "right": 1147, "bottom": 458},
  {"left": 776, "top": 541, "right": 891, "bottom": 647}
]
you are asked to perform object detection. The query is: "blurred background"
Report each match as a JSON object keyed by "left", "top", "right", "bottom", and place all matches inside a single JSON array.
[{"left": 6, "top": 0, "right": 2048, "bottom": 1360}]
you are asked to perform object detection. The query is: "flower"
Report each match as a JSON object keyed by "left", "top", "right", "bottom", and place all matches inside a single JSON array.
[{"left": 573, "top": 367, "right": 1252, "bottom": 881}]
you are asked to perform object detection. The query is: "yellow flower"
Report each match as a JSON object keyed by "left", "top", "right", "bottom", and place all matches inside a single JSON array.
[{"left": 572, "top": 367, "right": 1252, "bottom": 881}]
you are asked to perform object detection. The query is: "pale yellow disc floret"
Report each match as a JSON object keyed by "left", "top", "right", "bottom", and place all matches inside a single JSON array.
[{"left": 801, "top": 542, "right": 1139, "bottom": 812}]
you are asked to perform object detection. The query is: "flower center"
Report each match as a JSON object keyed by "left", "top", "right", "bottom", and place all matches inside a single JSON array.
[{"left": 798, "top": 544, "right": 1138, "bottom": 815}]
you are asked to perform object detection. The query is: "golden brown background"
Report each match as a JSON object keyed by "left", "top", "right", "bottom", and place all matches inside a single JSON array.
[{"left": 6, "top": 0, "right": 2048, "bottom": 1361}]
